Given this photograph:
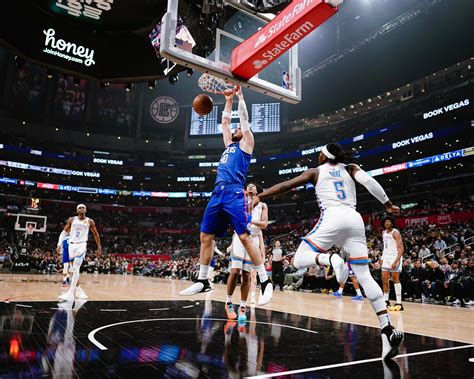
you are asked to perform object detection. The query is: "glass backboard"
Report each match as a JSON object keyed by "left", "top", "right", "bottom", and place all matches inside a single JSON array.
[{"left": 160, "top": 0, "right": 301, "bottom": 103}]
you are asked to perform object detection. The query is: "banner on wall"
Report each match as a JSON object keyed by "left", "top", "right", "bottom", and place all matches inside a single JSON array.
[{"left": 371, "top": 211, "right": 474, "bottom": 229}]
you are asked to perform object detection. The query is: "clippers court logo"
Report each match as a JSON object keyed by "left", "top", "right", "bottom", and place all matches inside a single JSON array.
[{"left": 150, "top": 96, "right": 179, "bottom": 124}]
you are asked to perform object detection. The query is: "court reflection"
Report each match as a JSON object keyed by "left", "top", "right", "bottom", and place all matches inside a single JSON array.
[{"left": 42, "top": 300, "right": 86, "bottom": 378}]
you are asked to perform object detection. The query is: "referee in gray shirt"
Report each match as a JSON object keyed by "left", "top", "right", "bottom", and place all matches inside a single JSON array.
[{"left": 271, "top": 240, "right": 285, "bottom": 291}]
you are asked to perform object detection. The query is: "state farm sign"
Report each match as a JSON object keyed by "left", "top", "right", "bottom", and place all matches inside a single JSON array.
[{"left": 231, "top": 0, "right": 340, "bottom": 79}]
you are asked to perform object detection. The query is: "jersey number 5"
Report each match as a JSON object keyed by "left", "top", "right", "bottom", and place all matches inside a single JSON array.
[{"left": 333, "top": 181, "right": 346, "bottom": 200}]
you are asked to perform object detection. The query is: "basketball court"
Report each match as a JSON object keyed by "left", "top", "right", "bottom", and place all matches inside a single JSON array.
[{"left": 1, "top": 274, "right": 472, "bottom": 377}]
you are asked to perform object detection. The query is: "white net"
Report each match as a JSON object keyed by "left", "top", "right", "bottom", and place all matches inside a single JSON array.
[
  {"left": 198, "top": 73, "right": 238, "bottom": 94},
  {"left": 25, "top": 223, "right": 36, "bottom": 238}
]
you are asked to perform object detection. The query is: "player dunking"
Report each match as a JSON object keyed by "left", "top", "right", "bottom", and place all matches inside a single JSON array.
[
  {"left": 57, "top": 204, "right": 101, "bottom": 301},
  {"left": 180, "top": 87, "right": 273, "bottom": 306},
  {"left": 225, "top": 183, "right": 268, "bottom": 322},
  {"left": 380, "top": 216, "right": 404, "bottom": 311},
  {"left": 252, "top": 143, "right": 404, "bottom": 359}
]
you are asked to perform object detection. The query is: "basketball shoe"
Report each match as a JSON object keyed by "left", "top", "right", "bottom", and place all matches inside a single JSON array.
[
  {"left": 180, "top": 279, "right": 212, "bottom": 296},
  {"left": 258, "top": 279, "right": 273, "bottom": 306},
  {"left": 381, "top": 325, "right": 404, "bottom": 360}
]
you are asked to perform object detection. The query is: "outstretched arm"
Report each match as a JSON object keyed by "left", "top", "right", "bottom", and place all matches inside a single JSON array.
[
  {"left": 257, "top": 168, "right": 318, "bottom": 203},
  {"left": 222, "top": 90, "right": 234, "bottom": 147},
  {"left": 235, "top": 87, "right": 254, "bottom": 154},
  {"left": 346, "top": 164, "right": 399, "bottom": 214}
]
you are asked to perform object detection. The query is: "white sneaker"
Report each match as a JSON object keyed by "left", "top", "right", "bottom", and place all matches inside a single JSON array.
[
  {"left": 76, "top": 286, "right": 89, "bottom": 299},
  {"left": 330, "top": 254, "right": 349, "bottom": 284},
  {"left": 452, "top": 299, "right": 461, "bottom": 306},
  {"left": 179, "top": 280, "right": 211, "bottom": 296},
  {"left": 58, "top": 291, "right": 74, "bottom": 302},
  {"left": 257, "top": 280, "right": 273, "bottom": 306},
  {"left": 465, "top": 300, "right": 474, "bottom": 306}
]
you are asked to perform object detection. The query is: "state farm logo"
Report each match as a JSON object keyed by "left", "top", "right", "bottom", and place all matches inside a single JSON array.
[
  {"left": 254, "top": 34, "right": 268, "bottom": 48},
  {"left": 251, "top": 0, "right": 318, "bottom": 70},
  {"left": 252, "top": 59, "right": 268, "bottom": 69}
]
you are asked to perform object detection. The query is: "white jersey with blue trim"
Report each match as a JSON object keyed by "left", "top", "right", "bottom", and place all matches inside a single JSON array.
[
  {"left": 316, "top": 163, "right": 357, "bottom": 210},
  {"left": 382, "top": 229, "right": 399, "bottom": 259},
  {"left": 70, "top": 216, "right": 90, "bottom": 243}
]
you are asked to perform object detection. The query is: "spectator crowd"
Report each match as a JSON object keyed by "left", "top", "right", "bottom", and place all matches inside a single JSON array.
[{"left": 1, "top": 198, "right": 473, "bottom": 307}]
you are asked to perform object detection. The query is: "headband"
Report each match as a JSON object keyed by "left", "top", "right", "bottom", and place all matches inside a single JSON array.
[
  {"left": 77, "top": 204, "right": 86, "bottom": 210},
  {"left": 322, "top": 145, "right": 336, "bottom": 160}
]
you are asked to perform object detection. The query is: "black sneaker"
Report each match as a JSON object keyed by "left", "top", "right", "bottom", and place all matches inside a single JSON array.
[
  {"left": 381, "top": 325, "right": 404, "bottom": 360},
  {"left": 179, "top": 279, "right": 212, "bottom": 295}
]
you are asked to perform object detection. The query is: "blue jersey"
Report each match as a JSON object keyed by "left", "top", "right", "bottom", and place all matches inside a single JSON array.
[{"left": 215, "top": 142, "right": 252, "bottom": 188}]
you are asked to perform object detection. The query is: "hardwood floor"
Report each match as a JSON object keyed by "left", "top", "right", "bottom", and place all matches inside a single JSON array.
[{"left": 1, "top": 273, "right": 472, "bottom": 344}]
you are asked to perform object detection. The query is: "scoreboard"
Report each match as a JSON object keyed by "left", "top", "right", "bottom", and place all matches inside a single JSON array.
[{"left": 190, "top": 102, "right": 281, "bottom": 136}]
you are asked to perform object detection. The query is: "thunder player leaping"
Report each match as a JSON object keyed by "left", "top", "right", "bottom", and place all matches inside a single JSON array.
[
  {"left": 180, "top": 87, "right": 273, "bottom": 306},
  {"left": 57, "top": 204, "right": 101, "bottom": 301},
  {"left": 252, "top": 143, "right": 404, "bottom": 359}
]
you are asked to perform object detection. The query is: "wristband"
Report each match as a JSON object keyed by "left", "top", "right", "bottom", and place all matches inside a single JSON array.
[{"left": 222, "top": 111, "right": 231, "bottom": 119}]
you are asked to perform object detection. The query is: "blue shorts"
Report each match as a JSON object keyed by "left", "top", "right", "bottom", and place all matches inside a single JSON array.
[
  {"left": 62, "top": 242, "right": 70, "bottom": 264},
  {"left": 201, "top": 184, "right": 249, "bottom": 237}
]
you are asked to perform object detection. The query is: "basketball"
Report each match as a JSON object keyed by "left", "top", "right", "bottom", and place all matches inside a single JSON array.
[{"left": 193, "top": 94, "right": 214, "bottom": 116}]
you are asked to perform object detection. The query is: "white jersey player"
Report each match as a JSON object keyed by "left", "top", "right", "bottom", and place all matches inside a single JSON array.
[
  {"left": 381, "top": 216, "right": 404, "bottom": 311},
  {"left": 252, "top": 143, "right": 404, "bottom": 360},
  {"left": 225, "top": 183, "right": 268, "bottom": 323},
  {"left": 57, "top": 204, "right": 101, "bottom": 301}
]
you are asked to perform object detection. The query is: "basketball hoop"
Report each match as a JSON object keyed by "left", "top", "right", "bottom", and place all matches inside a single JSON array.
[{"left": 198, "top": 73, "right": 238, "bottom": 95}]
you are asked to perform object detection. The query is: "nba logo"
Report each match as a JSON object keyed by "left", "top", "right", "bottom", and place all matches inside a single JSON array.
[{"left": 282, "top": 71, "right": 290, "bottom": 89}]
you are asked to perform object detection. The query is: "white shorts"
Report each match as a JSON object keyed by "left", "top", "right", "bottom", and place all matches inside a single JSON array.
[
  {"left": 381, "top": 254, "right": 402, "bottom": 272},
  {"left": 230, "top": 234, "right": 258, "bottom": 272},
  {"left": 68, "top": 242, "right": 87, "bottom": 261},
  {"left": 301, "top": 206, "right": 370, "bottom": 265}
]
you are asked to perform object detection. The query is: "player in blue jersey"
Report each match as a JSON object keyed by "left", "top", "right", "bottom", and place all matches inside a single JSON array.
[
  {"left": 180, "top": 87, "right": 273, "bottom": 305},
  {"left": 57, "top": 232, "right": 71, "bottom": 286}
]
